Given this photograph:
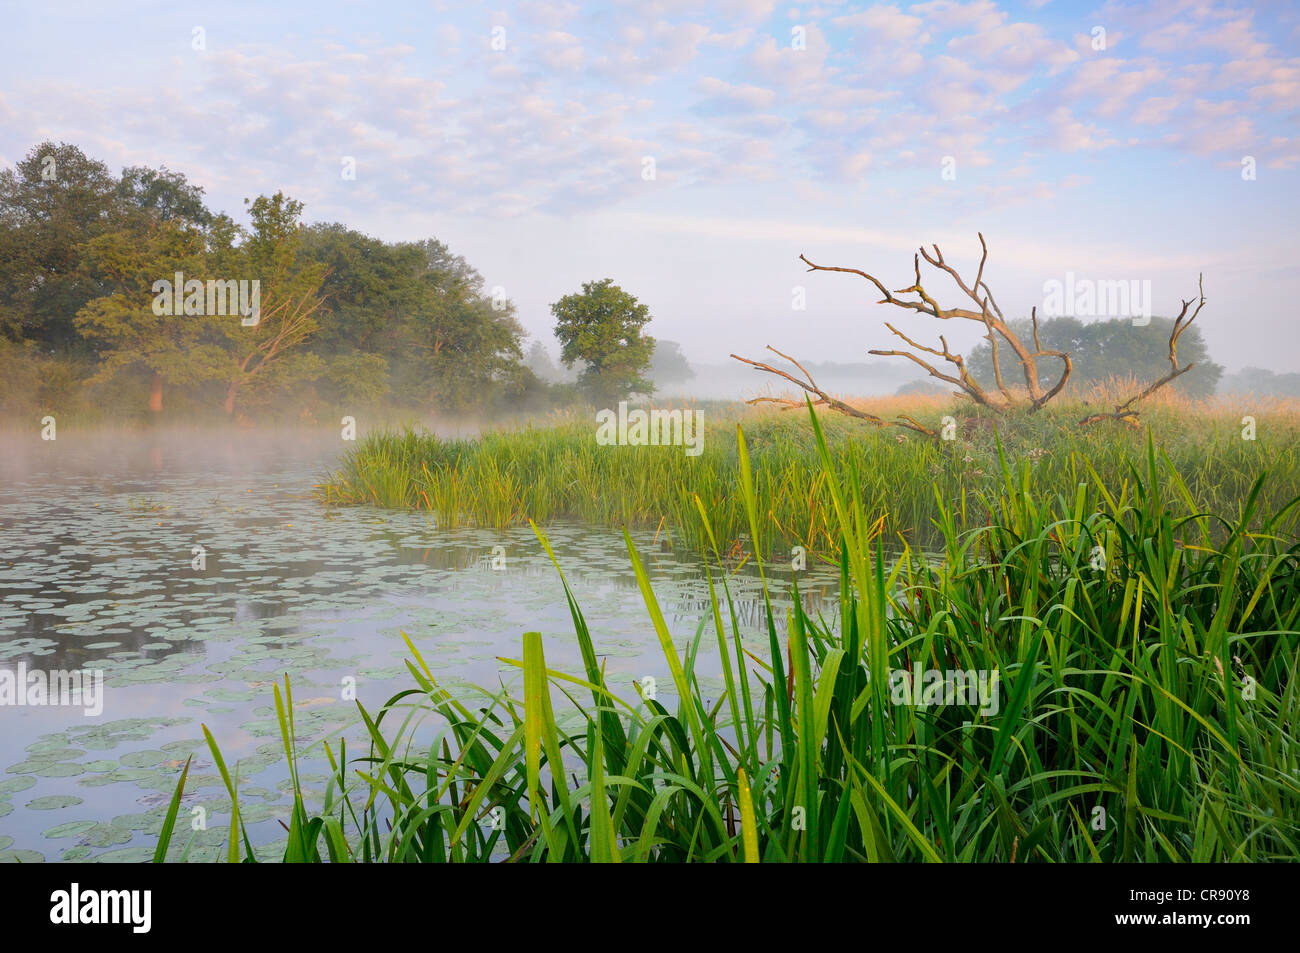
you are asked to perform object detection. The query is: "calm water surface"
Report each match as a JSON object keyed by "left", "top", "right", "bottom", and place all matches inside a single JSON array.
[{"left": 0, "top": 428, "right": 836, "bottom": 861}]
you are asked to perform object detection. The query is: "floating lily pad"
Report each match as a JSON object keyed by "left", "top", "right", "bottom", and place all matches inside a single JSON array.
[
  {"left": 160, "top": 739, "right": 203, "bottom": 755},
  {"left": 107, "top": 767, "right": 162, "bottom": 783},
  {"left": 90, "top": 847, "right": 155, "bottom": 863},
  {"left": 111, "top": 812, "right": 164, "bottom": 833},
  {"left": 79, "top": 824, "right": 133, "bottom": 848},
  {"left": 5, "top": 761, "right": 47, "bottom": 775},
  {"left": 77, "top": 775, "right": 117, "bottom": 788},
  {"left": 0, "top": 849, "right": 44, "bottom": 863},
  {"left": 44, "top": 820, "right": 97, "bottom": 839},
  {"left": 119, "top": 749, "right": 168, "bottom": 768},
  {"left": 27, "top": 795, "right": 83, "bottom": 810},
  {"left": 27, "top": 747, "right": 85, "bottom": 762},
  {"left": 0, "top": 776, "right": 36, "bottom": 794}
]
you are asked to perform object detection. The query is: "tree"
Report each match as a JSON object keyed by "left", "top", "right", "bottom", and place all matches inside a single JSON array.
[
  {"left": 1220, "top": 367, "right": 1300, "bottom": 397},
  {"left": 298, "top": 223, "right": 416, "bottom": 406},
  {"left": 405, "top": 238, "right": 526, "bottom": 413},
  {"left": 732, "top": 235, "right": 1211, "bottom": 430},
  {"left": 216, "top": 193, "right": 328, "bottom": 416},
  {"left": 551, "top": 278, "right": 655, "bottom": 405},
  {"left": 648, "top": 339, "right": 694, "bottom": 388},
  {"left": 292, "top": 227, "right": 531, "bottom": 413},
  {"left": 0, "top": 141, "right": 550, "bottom": 419},
  {"left": 0, "top": 142, "right": 122, "bottom": 350},
  {"left": 74, "top": 218, "right": 229, "bottom": 413},
  {"left": 116, "top": 165, "right": 212, "bottom": 228},
  {"left": 969, "top": 314, "right": 1223, "bottom": 398},
  {"left": 525, "top": 340, "right": 559, "bottom": 380}
]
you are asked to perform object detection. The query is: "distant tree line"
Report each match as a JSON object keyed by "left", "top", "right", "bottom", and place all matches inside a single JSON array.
[
  {"left": 967, "top": 315, "right": 1223, "bottom": 398},
  {"left": 1219, "top": 367, "right": 1300, "bottom": 398}
]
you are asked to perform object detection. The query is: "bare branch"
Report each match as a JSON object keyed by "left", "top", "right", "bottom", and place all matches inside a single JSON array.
[
  {"left": 748, "top": 236, "right": 1085, "bottom": 426},
  {"left": 730, "top": 346, "right": 940, "bottom": 435},
  {"left": 1079, "top": 275, "right": 1205, "bottom": 426},
  {"left": 730, "top": 348, "right": 888, "bottom": 424}
]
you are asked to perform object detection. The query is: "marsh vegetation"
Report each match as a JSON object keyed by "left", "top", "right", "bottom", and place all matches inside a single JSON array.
[{"left": 164, "top": 402, "right": 1300, "bottom": 862}]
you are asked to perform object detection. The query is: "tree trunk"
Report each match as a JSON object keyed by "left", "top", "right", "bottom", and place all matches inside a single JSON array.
[
  {"left": 223, "top": 381, "right": 239, "bottom": 416},
  {"left": 148, "top": 372, "right": 163, "bottom": 413}
]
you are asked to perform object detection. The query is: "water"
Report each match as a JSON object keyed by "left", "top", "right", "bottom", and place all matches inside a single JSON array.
[{"left": 0, "top": 428, "right": 837, "bottom": 862}]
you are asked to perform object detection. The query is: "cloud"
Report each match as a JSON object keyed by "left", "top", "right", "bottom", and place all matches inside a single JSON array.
[
  {"left": 1059, "top": 59, "right": 1165, "bottom": 116},
  {"left": 694, "top": 76, "right": 778, "bottom": 112},
  {"left": 1040, "top": 106, "right": 1118, "bottom": 151},
  {"left": 536, "top": 31, "right": 584, "bottom": 71}
]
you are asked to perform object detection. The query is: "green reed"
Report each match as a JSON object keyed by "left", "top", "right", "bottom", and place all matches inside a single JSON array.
[{"left": 318, "top": 401, "right": 1300, "bottom": 558}]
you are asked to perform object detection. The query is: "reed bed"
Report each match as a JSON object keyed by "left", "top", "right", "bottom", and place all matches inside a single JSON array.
[
  {"left": 318, "top": 397, "right": 1300, "bottom": 557},
  {"left": 161, "top": 403, "right": 1300, "bottom": 862}
]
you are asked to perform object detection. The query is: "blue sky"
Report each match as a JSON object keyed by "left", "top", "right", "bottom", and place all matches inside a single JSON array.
[{"left": 2, "top": 0, "right": 1298, "bottom": 375}]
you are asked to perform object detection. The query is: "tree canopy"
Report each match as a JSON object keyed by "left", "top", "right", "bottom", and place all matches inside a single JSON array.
[
  {"left": 1, "top": 140, "right": 539, "bottom": 420},
  {"left": 551, "top": 278, "right": 655, "bottom": 405}
]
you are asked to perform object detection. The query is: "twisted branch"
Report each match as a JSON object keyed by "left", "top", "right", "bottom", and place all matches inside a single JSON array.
[{"left": 787, "top": 234, "right": 1072, "bottom": 412}]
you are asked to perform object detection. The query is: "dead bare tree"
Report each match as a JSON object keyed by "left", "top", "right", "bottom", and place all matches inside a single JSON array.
[
  {"left": 732, "top": 234, "right": 1072, "bottom": 423},
  {"left": 1078, "top": 275, "right": 1206, "bottom": 427}
]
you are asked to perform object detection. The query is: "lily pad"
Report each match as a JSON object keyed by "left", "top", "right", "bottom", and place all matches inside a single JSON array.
[
  {"left": 112, "top": 812, "right": 164, "bottom": 833},
  {"left": 0, "top": 776, "right": 37, "bottom": 794},
  {"left": 79, "top": 824, "right": 133, "bottom": 848},
  {"left": 0, "top": 849, "right": 44, "bottom": 863},
  {"left": 90, "top": 846, "right": 156, "bottom": 863},
  {"left": 27, "top": 795, "right": 83, "bottom": 810},
  {"left": 119, "top": 749, "right": 169, "bottom": 768},
  {"left": 44, "top": 820, "right": 98, "bottom": 839}
]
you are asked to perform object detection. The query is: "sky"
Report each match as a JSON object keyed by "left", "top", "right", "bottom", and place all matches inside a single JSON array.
[{"left": 2, "top": 0, "right": 1298, "bottom": 379}]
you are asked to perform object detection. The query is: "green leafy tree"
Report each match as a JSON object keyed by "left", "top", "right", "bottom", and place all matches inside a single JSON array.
[
  {"left": 0, "top": 142, "right": 122, "bottom": 350},
  {"left": 216, "top": 193, "right": 328, "bottom": 415},
  {"left": 300, "top": 228, "right": 529, "bottom": 413},
  {"left": 551, "top": 278, "right": 655, "bottom": 405},
  {"left": 116, "top": 165, "right": 212, "bottom": 228},
  {"left": 74, "top": 219, "right": 230, "bottom": 413},
  {"left": 1, "top": 142, "right": 541, "bottom": 419},
  {"left": 404, "top": 239, "right": 526, "bottom": 413}
]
